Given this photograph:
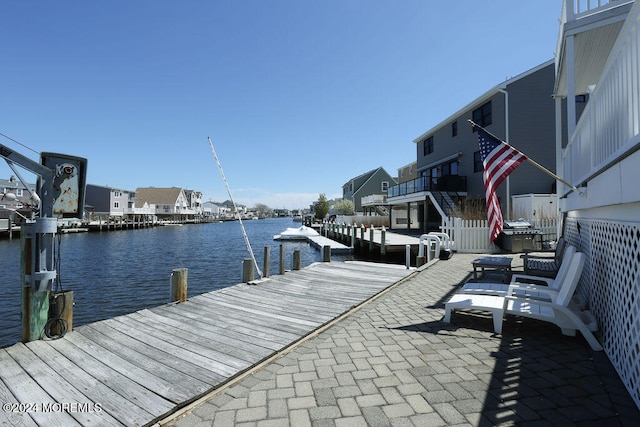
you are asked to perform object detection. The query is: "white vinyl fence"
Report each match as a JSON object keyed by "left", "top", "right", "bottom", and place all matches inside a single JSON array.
[{"left": 441, "top": 217, "right": 558, "bottom": 253}]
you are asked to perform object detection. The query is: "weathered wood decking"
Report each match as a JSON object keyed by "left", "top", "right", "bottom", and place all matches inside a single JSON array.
[{"left": 0, "top": 261, "right": 413, "bottom": 426}]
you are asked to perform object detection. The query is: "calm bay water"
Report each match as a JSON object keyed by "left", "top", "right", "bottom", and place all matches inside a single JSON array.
[{"left": 0, "top": 217, "right": 351, "bottom": 348}]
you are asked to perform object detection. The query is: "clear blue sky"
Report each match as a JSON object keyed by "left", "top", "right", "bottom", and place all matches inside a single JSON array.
[{"left": 1, "top": 1, "right": 562, "bottom": 210}]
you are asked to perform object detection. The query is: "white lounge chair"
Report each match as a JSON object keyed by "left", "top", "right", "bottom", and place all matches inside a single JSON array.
[
  {"left": 459, "top": 246, "right": 577, "bottom": 300},
  {"left": 443, "top": 252, "right": 603, "bottom": 351},
  {"left": 522, "top": 237, "right": 567, "bottom": 278}
]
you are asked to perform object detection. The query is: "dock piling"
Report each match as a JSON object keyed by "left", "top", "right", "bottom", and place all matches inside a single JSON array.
[
  {"left": 279, "top": 244, "right": 285, "bottom": 275},
  {"left": 322, "top": 245, "right": 331, "bottom": 262},
  {"left": 242, "top": 259, "right": 254, "bottom": 283},
  {"left": 170, "top": 268, "right": 188, "bottom": 302},
  {"left": 263, "top": 246, "right": 271, "bottom": 278},
  {"left": 293, "top": 249, "right": 301, "bottom": 271}
]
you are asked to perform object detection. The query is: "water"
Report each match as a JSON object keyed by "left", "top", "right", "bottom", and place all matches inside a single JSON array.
[{"left": 0, "top": 217, "right": 352, "bottom": 348}]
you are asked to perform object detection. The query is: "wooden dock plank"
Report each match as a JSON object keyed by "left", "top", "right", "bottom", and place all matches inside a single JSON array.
[
  {"left": 130, "top": 310, "right": 273, "bottom": 364},
  {"left": 106, "top": 317, "right": 245, "bottom": 377},
  {"left": 0, "top": 366, "right": 38, "bottom": 427},
  {"left": 0, "top": 261, "right": 412, "bottom": 426},
  {"left": 216, "top": 287, "right": 340, "bottom": 322},
  {"left": 180, "top": 295, "right": 304, "bottom": 341},
  {"left": 63, "top": 331, "right": 193, "bottom": 404},
  {"left": 4, "top": 344, "right": 124, "bottom": 426},
  {"left": 81, "top": 322, "right": 223, "bottom": 388},
  {"left": 0, "top": 348, "right": 81, "bottom": 426},
  {"left": 33, "top": 339, "right": 172, "bottom": 425},
  {"left": 151, "top": 304, "right": 285, "bottom": 351},
  {"left": 154, "top": 299, "right": 297, "bottom": 346}
]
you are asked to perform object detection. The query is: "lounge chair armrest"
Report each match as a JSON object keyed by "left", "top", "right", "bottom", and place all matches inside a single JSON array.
[
  {"left": 510, "top": 274, "right": 553, "bottom": 286},
  {"left": 507, "top": 282, "right": 559, "bottom": 298},
  {"left": 523, "top": 254, "right": 558, "bottom": 261}
]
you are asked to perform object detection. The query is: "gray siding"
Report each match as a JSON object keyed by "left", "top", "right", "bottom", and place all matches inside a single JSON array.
[{"left": 415, "top": 62, "right": 556, "bottom": 210}]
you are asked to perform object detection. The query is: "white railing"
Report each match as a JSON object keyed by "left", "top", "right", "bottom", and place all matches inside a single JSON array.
[
  {"left": 440, "top": 217, "right": 558, "bottom": 253},
  {"left": 361, "top": 194, "right": 386, "bottom": 206},
  {"left": 563, "top": 1, "right": 640, "bottom": 188},
  {"left": 563, "top": 0, "right": 632, "bottom": 21}
]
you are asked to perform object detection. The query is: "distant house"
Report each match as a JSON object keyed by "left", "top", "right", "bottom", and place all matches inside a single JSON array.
[
  {"left": 85, "top": 184, "right": 133, "bottom": 217},
  {"left": 135, "top": 187, "right": 193, "bottom": 220},
  {"left": 184, "top": 189, "right": 203, "bottom": 216},
  {"left": 387, "top": 59, "right": 557, "bottom": 232},
  {"left": 203, "top": 201, "right": 231, "bottom": 218},
  {"left": 397, "top": 162, "right": 417, "bottom": 184},
  {"left": 85, "top": 184, "right": 156, "bottom": 221},
  {"left": 342, "top": 167, "right": 396, "bottom": 213},
  {"left": 0, "top": 177, "right": 36, "bottom": 222}
]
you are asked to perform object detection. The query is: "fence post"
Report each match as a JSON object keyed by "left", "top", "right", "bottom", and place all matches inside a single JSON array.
[
  {"left": 369, "top": 226, "right": 375, "bottom": 252},
  {"left": 405, "top": 245, "right": 411, "bottom": 269},
  {"left": 381, "top": 227, "right": 386, "bottom": 255}
]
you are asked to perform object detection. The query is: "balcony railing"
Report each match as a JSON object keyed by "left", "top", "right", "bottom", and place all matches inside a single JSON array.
[
  {"left": 387, "top": 175, "right": 467, "bottom": 198},
  {"left": 562, "top": 1, "right": 640, "bottom": 190}
]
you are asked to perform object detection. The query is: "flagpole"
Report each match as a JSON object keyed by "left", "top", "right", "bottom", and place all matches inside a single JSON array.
[{"left": 467, "top": 120, "right": 580, "bottom": 193}]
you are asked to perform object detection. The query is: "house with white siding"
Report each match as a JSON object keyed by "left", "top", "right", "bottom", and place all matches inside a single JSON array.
[{"left": 553, "top": 0, "right": 640, "bottom": 409}]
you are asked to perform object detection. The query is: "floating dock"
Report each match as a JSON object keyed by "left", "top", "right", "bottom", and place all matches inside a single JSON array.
[
  {"left": 306, "top": 234, "right": 352, "bottom": 254},
  {"left": 0, "top": 261, "right": 413, "bottom": 426}
]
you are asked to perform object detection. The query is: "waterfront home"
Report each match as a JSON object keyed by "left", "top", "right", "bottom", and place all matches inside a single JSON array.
[
  {"left": 135, "top": 187, "right": 199, "bottom": 222},
  {"left": 387, "top": 59, "right": 558, "bottom": 233},
  {"left": 85, "top": 184, "right": 156, "bottom": 224},
  {"left": 553, "top": 0, "right": 640, "bottom": 410},
  {"left": 342, "top": 167, "right": 396, "bottom": 214},
  {"left": 0, "top": 177, "right": 36, "bottom": 222},
  {"left": 184, "top": 189, "right": 203, "bottom": 215}
]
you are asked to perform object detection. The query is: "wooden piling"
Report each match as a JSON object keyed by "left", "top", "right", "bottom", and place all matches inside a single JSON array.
[
  {"left": 293, "top": 249, "right": 301, "bottom": 271},
  {"left": 322, "top": 245, "right": 331, "bottom": 262},
  {"left": 242, "top": 259, "right": 254, "bottom": 283},
  {"left": 171, "top": 268, "right": 188, "bottom": 302},
  {"left": 279, "top": 244, "right": 285, "bottom": 275},
  {"left": 263, "top": 246, "right": 271, "bottom": 278}
]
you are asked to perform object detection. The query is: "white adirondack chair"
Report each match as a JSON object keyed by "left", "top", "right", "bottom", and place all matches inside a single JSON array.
[{"left": 443, "top": 252, "right": 602, "bottom": 351}]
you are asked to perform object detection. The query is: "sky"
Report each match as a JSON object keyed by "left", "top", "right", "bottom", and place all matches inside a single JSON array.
[{"left": 0, "top": 1, "right": 563, "bottom": 210}]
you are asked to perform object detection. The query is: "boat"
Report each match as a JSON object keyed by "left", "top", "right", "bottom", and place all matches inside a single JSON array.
[{"left": 273, "top": 225, "right": 320, "bottom": 240}]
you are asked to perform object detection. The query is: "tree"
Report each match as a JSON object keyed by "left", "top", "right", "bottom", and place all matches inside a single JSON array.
[
  {"left": 334, "top": 199, "right": 355, "bottom": 215},
  {"left": 254, "top": 203, "right": 271, "bottom": 217},
  {"left": 314, "top": 193, "right": 330, "bottom": 220}
]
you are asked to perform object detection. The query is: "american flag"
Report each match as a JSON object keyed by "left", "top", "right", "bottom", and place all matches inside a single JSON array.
[{"left": 477, "top": 127, "right": 528, "bottom": 242}]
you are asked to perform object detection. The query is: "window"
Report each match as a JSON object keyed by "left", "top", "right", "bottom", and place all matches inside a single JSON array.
[
  {"left": 381, "top": 181, "right": 389, "bottom": 192},
  {"left": 442, "top": 160, "right": 458, "bottom": 176},
  {"left": 474, "top": 151, "right": 483, "bottom": 172},
  {"left": 576, "top": 94, "right": 587, "bottom": 102},
  {"left": 113, "top": 191, "right": 121, "bottom": 197},
  {"left": 452, "top": 121, "right": 458, "bottom": 137},
  {"left": 423, "top": 136, "right": 434, "bottom": 155},
  {"left": 472, "top": 101, "right": 492, "bottom": 129},
  {"left": 16, "top": 189, "right": 23, "bottom": 197},
  {"left": 114, "top": 201, "right": 120, "bottom": 208}
]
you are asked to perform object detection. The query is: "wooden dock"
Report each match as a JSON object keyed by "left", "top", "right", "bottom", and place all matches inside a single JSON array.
[
  {"left": 306, "top": 234, "right": 352, "bottom": 254},
  {"left": 323, "top": 223, "right": 422, "bottom": 254},
  {"left": 0, "top": 261, "right": 413, "bottom": 426}
]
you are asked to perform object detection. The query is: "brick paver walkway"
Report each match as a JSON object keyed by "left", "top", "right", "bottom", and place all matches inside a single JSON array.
[{"left": 162, "top": 254, "right": 638, "bottom": 426}]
